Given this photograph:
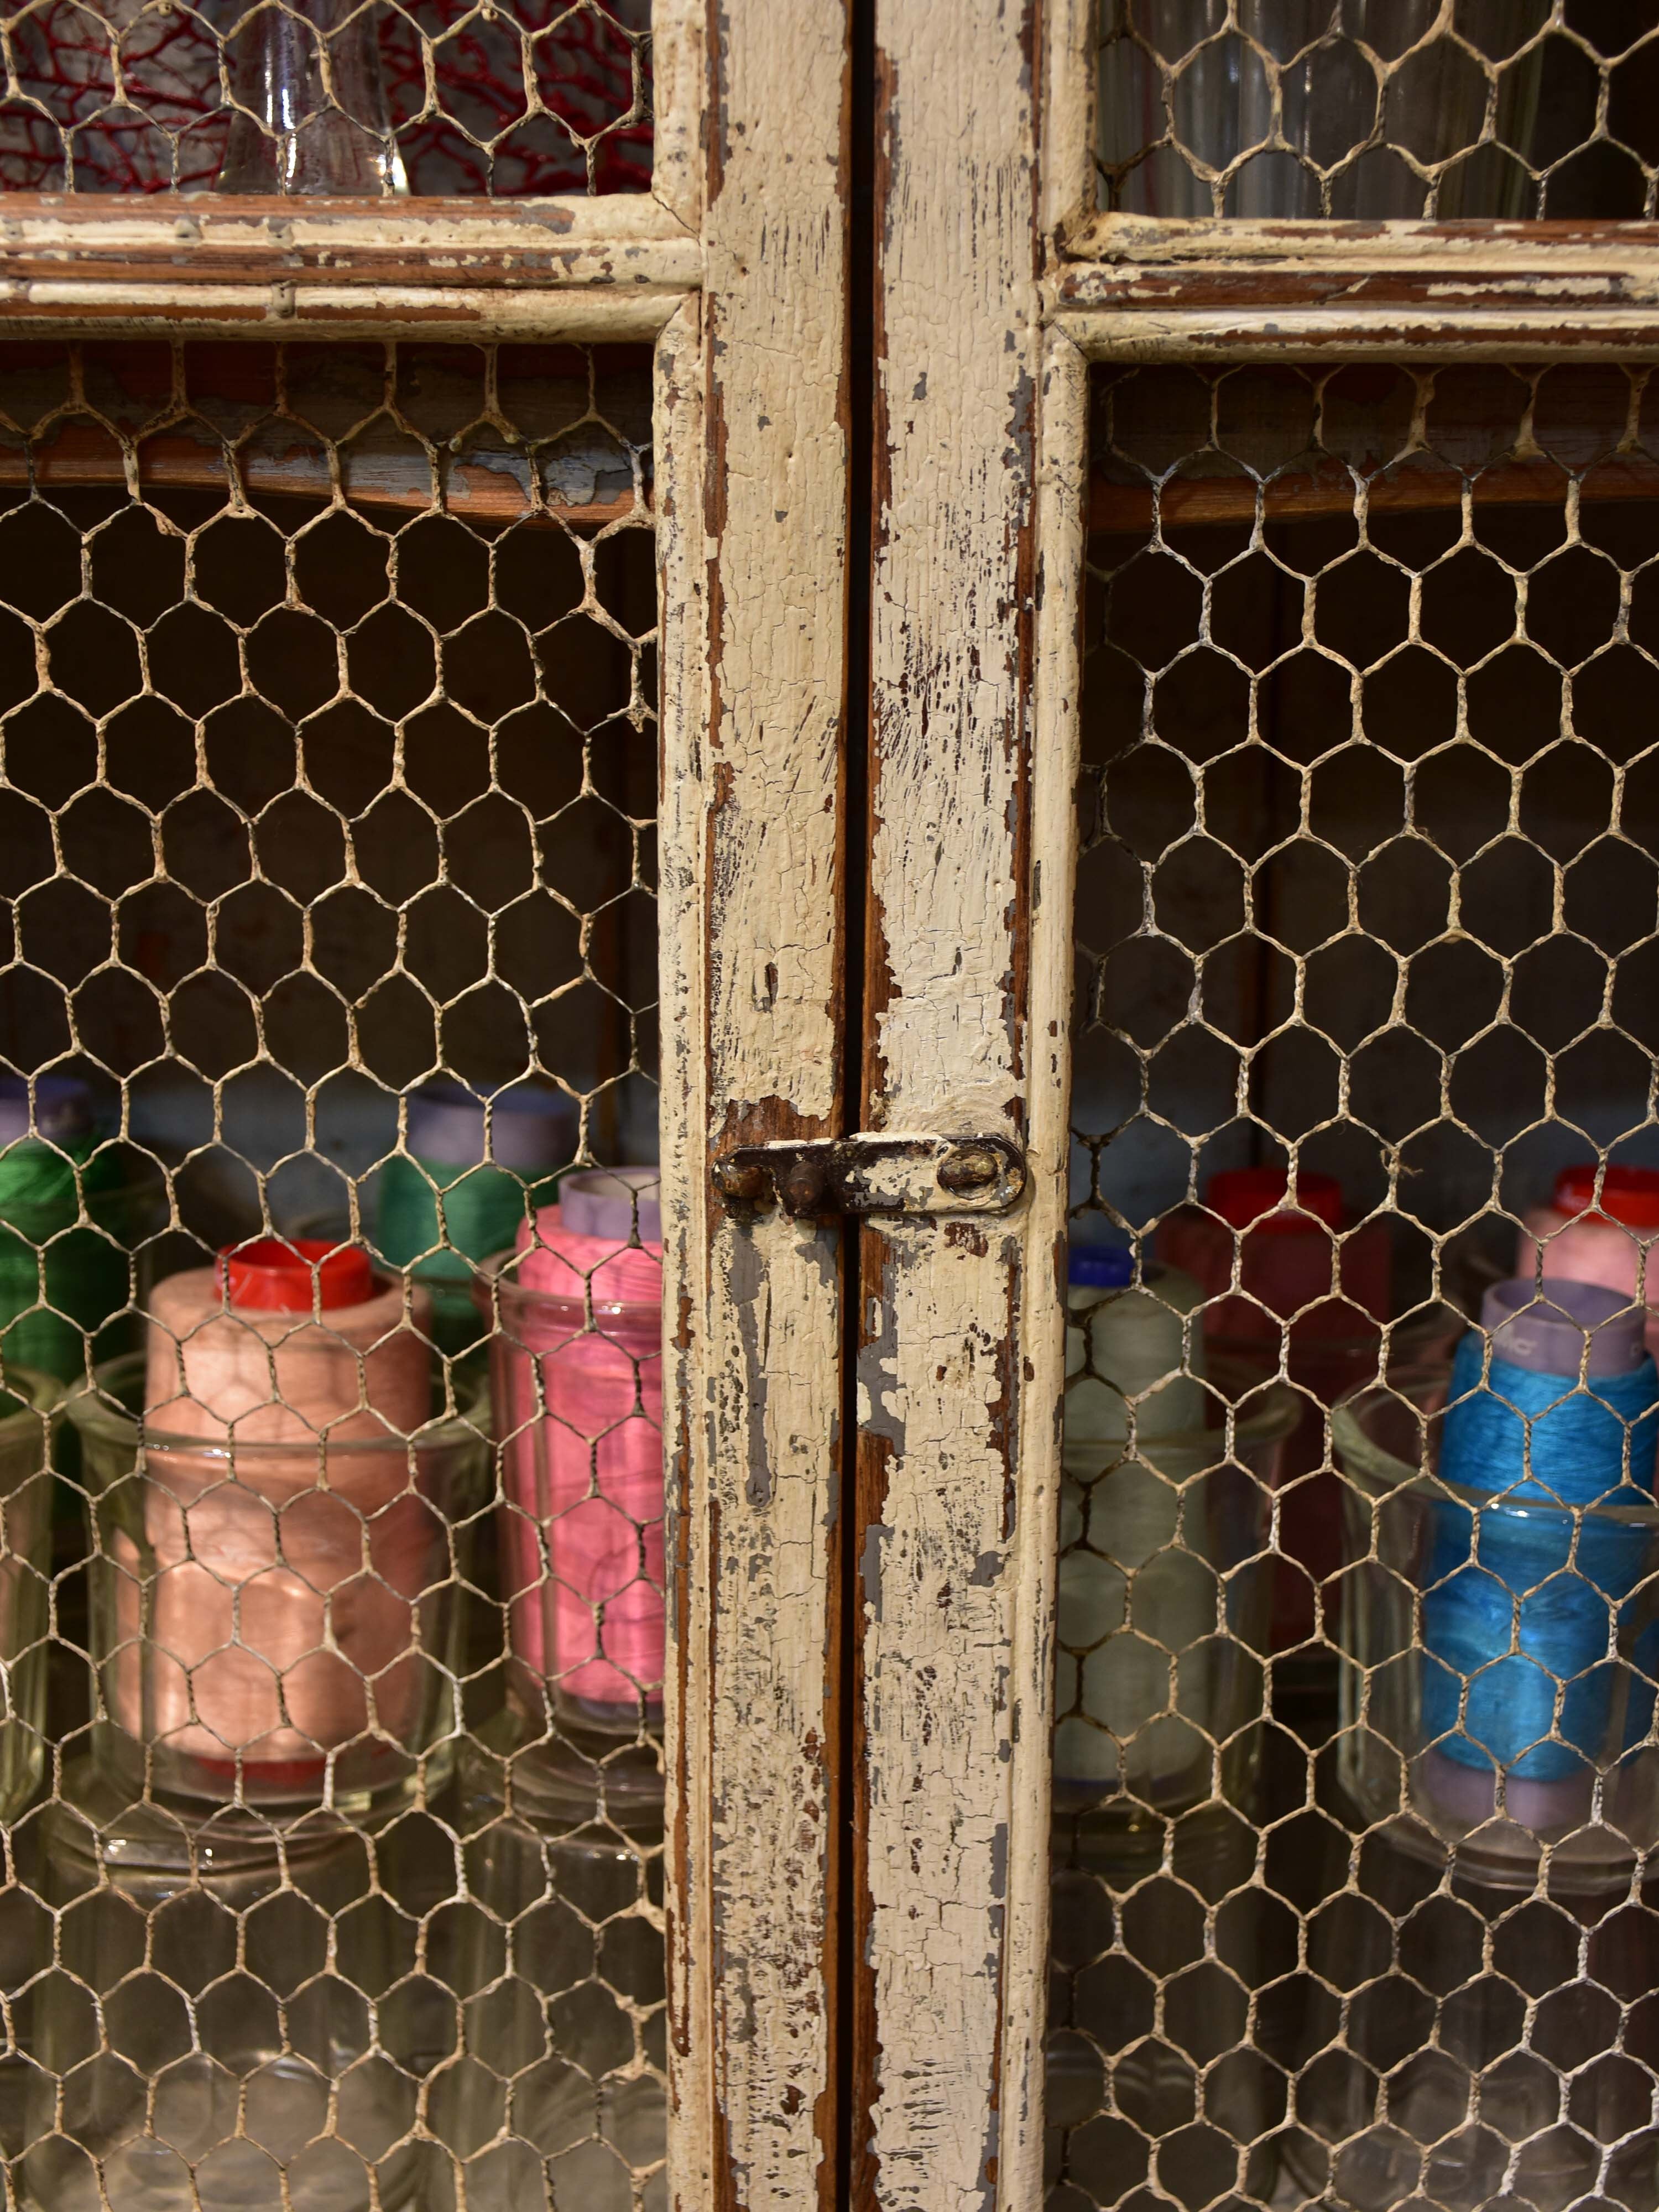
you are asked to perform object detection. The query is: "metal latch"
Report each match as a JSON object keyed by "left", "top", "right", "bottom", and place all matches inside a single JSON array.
[{"left": 712, "top": 1133, "right": 1026, "bottom": 1219}]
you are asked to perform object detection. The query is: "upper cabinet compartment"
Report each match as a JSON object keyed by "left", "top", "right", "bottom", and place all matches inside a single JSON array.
[
  {"left": 1096, "top": 2, "right": 1658, "bottom": 220},
  {"left": 0, "top": 0, "right": 651, "bottom": 196}
]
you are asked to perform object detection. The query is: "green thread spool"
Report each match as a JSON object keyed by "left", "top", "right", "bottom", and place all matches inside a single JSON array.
[
  {"left": 374, "top": 1083, "right": 576, "bottom": 1357},
  {"left": 0, "top": 1078, "right": 134, "bottom": 1385}
]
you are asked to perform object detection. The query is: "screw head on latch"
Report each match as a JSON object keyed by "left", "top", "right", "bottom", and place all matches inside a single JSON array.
[
  {"left": 937, "top": 1144, "right": 1003, "bottom": 1196},
  {"left": 712, "top": 1157, "right": 769, "bottom": 1205},
  {"left": 778, "top": 1157, "right": 831, "bottom": 1216}
]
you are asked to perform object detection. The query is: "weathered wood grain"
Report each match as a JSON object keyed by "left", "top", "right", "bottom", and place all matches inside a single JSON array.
[
  {"left": 659, "top": 4, "right": 852, "bottom": 2208},
  {"left": 857, "top": 4, "right": 1073, "bottom": 2207},
  {"left": 0, "top": 195, "right": 698, "bottom": 339}
]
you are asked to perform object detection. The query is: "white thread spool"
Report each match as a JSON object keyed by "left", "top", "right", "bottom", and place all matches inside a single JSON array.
[{"left": 1055, "top": 1249, "right": 1211, "bottom": 1794}]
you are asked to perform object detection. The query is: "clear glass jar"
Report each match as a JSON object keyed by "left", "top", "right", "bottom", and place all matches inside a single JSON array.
[
  {"left": 479, "top": 1248, "right": 664, "bottom": 1745},
  {"left": 0, "top": 1365, "right": 57, "bottom": 1823},
  {"left": 22, "top": 1762, "right": 419, "bottom": 2212},
  {"left": 1282, "top": 1366, "right": 1659, "bottom": 2210},
  {"left": 426, "top": 1735, "right": 667, "bottom": 2212},
  {"left": 66, "top": 1354, "right": 488, "bottom": 1820},
  {"left": 1055, "top": 1368, "right": 1297, "bottom": 1818}
]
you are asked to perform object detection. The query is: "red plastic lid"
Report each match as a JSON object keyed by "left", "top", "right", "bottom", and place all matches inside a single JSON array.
[
  {"left": 1554, "top": 1164, "right": 1659, "bottom": 1231},
  {"left": 221, "top": 1238, "right": 375, "bottom": 1312},
  {"left": 1207, "top": 1167, "right": 1343, "bottom": 1234}
]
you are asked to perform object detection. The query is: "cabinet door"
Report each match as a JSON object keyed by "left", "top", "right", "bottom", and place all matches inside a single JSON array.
[
  {"left": 0, "top": 8, "right": 857, "bottom": 2209},
  {"left": 853, "top": 7, "right": 1659, "bottom": 2211}
]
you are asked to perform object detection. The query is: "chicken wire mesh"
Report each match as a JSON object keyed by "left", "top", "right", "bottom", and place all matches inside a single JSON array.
[
  {"left": 1098, "top": 2, "right": 1659, "bottom": 220},
  {"left": 1053, "top": 359, "right": 1659, "bottom": 2212},
  {"left": 0, "top": 0, "right": 651, "bottom": 195},
  {"left": 0, "top": 332, "right": 664, "bottom": 2211}
]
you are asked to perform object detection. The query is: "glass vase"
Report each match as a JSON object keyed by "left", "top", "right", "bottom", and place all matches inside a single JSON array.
[{"left": 218, "top": 0, "right": 405, "bottom": 195}]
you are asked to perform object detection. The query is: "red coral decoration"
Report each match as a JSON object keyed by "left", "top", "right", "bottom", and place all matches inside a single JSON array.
[{"left": 0, "top": 0, "right": 651, "bottom": 192}]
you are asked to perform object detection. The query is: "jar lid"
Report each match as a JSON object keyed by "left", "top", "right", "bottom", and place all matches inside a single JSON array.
[
  {"left": 0, "top": 1073, "right": 92, "bottom": 1146},
  {"left": 222, "top": 1238, "right": 375, "bottom": 1313},
  {"left": 1207, "top": 1166, "right": 1343, "bottom": 1233},
  {"left": 1553, "top": 1162, "right": 1659, "bottom": 1232},
  {"left": 1068, "top": 1245, "right": 1135, "bottom": 1289},
  {"left": 559, "top": 1168, "right": 662, "bottom": 1246},
  {"left": 405, "top": 1081, "right": 575, "bottom": 1173},
  {"left": 1481, "top": 1276, "right": 1647, "bottom": 1379}
]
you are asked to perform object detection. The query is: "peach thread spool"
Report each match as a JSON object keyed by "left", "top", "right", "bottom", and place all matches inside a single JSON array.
[
  {"left": 108, "top": 1238, "right": 438, "bottom": 1805},
  {"left": 1517, "top": 1164, "right": 1659, "bottom": 1358},
  {"left": 485, "top": 1170, "right": 664, "bottom": 1739}
]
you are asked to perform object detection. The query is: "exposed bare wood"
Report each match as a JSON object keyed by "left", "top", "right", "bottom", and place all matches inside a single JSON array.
[
  {"left": 858, "top": 2, "right": 1055, "bottom": 2206},
  {"left": 0, "top": 195, "right": 699, "bottom": 340},
  {"left": 661, "top": 4, "right": 852, "bottom": 2208},
  {"left": 1088, "top": 451, "right": 1659, "bottom": 534},
  {"left": 0, "top": 411, "right": 643, "bottom": 525}
]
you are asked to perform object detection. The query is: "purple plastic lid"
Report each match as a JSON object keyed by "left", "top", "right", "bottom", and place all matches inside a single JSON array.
[
  {"left": 1481, "top": 1276, "right": 1647, "bottom": 1379},
  {"left": 0, "top": 1074, "right": 92, "bottom": 1146},
  {"left": 406, "top": 1082, "right": 575, "bottom": 1175},
  {"left": 561, "top": 1167, "right": 662, "bottom": 1246}
]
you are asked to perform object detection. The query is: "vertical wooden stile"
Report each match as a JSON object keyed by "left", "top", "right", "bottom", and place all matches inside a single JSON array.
[
  {"left": 657, "top": 4, "right": 854, "bottom": 2206},
  {"left": 851, "top": 2, "right": 1085, "bottom": 2204}
]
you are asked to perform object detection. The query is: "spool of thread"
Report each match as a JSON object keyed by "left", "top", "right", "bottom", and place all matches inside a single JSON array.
[
  {"left": 375, "top": 1082, "right": 575, "bottom": 1354},
  {"left": 1056, "top": 1247, "right": 1209, "bottom": 1789},
  {"left": 1517, "top": 1164, "right": 1659, "bottom": 1357},
  {"left": 109, "top": 1239, "right": 436, "bottom": 1790},
  {"left": 493, "top": 1169, "right": 663, "bottom": 1726},
  {"left": 0, "top": 1076, "right": 131, "bottom": 1384},
  {"left": 1421, "top": 1277, "right": 1659, "bottom": 1832}
]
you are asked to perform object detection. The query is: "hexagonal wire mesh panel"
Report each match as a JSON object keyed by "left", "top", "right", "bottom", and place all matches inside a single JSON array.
[
  {"left": 1098, "top": 2, "right": 1659, "bottom": 219},
  {"left": 1054, "top": 361, "right": 1659, "bottom": 2212},
  {"left": 0, "top": 335, "right": 663, "bottom": 2210},
  {"left": 0, "top": 0, "right": 650, "bottom": 194}
]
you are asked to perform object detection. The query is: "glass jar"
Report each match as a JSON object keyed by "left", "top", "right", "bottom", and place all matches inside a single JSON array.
[
  {"left": 67, "top": 1353, "right": 488, "bottom": 1820},
  {"left": 1159, "top": 1168, "right": 1460, "bottom": 1669},
  {"left": 1285, "top": 1353, "right": 1659, "bottom": 2209},
  {"left": 1331, "top": 1363, "right": 1659, "bottom": 1869},
  {"left": 426, "top": 1754, "right": 667, "bottom": 2212},
  {"left": 0, "top": 1365, "right": 58, "bottom": 1823},
  {"left": 1056, "top": 1366, "right": 1297, "bottom": 1818},
  {"left": 479, "top": 1171, "right": 664, "bottom": 1750},
  {"left": 22, "top": 1763, "right": 419, "bottom": 2212}
]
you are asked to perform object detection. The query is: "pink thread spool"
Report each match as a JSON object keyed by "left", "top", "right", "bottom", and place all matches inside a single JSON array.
[
  {"left": 484, "top": 1171, "right": 664, "bottom": 1735},
  {"left": 79, "top": 1239, "right": 468, "bottom": 1811},
  {"left": 1517, "top": 1164, "right": 1659, "bottom": 1358}
]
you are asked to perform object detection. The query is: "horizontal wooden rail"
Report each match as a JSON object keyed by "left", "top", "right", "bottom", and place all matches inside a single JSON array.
[
  {"left": 0, "top": 195, "right": 700, "bottom": 341},
  {"left": 1050, "top": 216, "right": 1659, "bottom": 360}
]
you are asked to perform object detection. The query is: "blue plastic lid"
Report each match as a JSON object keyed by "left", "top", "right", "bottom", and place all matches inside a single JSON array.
[
  {"left": 0, "top": 1074, "right": 92, "bottom": 1146},
  {"left": 1069, "top": 1245, "right": 1135, "bottom": 1290}
]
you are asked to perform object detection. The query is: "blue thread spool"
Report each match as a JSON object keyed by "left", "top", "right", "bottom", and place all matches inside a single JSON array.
[
  {"left": 1422, "top": 1277, "right": 1659, "bottom": 1833},
  {"left": 373, "top": 1083, "right": 575, "bottom": 1356}
]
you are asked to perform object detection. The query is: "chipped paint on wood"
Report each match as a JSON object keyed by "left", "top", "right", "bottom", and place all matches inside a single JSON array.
[
  {"left": 660, "top": 3, "right": 851, "bottom": 2208},
  {"left": 1050, "top": 215, "right": 1659, "bottom": 360},
  {"left": 855, "top": 2, "right": 1076, "bottom": 2206},
  {"left": 0, "top": 194, "right": 698, "bottom": 339}
]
